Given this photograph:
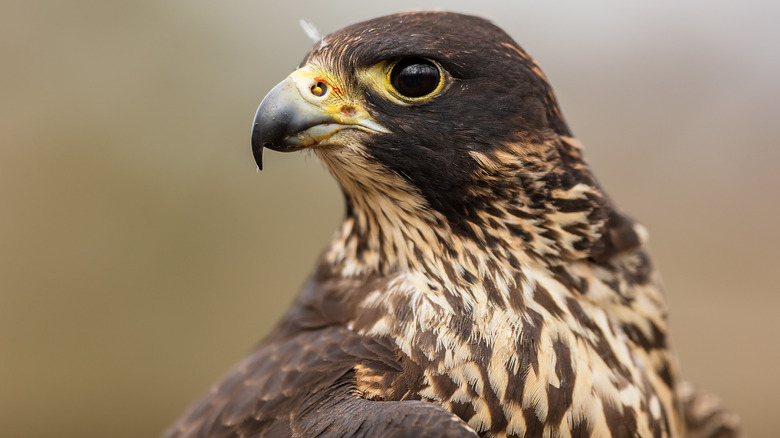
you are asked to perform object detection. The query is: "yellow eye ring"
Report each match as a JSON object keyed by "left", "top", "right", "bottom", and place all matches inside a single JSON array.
[{"left": 385, "top": 57, "right": 446, "bottom": 102}]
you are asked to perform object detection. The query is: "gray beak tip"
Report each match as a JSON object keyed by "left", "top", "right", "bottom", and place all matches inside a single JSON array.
[{"left": 251, "top": 121, "right": 264, "bottom": 171}]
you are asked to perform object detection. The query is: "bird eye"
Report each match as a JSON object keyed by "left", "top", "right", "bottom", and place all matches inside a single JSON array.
[{"left": 389, "top": 58, "right": 441, "bottom": 99}]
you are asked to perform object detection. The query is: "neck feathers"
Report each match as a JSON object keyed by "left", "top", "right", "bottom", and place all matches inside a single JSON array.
[{"left": 318, "top": 136, "right": 644, "bottom": 285}]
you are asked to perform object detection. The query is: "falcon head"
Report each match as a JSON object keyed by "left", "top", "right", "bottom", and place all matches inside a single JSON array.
[{"left": 252, "top": 11, "right": 636, "bottom": 268}]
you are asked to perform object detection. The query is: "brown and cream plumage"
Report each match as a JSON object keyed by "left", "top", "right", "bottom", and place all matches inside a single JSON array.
[{"left": 166, "top": 11, "right": 741, "bottom": 438}]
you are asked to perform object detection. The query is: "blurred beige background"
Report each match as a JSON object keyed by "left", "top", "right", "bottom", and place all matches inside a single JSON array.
[{"left": 1, "top": 1, "right": 778, "bottom": 436}]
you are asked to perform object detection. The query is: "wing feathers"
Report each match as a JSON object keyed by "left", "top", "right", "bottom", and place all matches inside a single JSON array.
[{"left": 164, "top": 326, "right": 476, "bottom": 437}]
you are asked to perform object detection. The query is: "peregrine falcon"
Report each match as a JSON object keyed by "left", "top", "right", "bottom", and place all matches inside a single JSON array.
[{"left": 166, "top": 11, "right": 741, "bottom": 438}]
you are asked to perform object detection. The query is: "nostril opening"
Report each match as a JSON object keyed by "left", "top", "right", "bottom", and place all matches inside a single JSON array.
[{"left": 310, "top": 81, "right": 328, "bottom": 97}]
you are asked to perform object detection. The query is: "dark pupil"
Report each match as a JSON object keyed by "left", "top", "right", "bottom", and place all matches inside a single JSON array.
[{"left": 391, "top": 58, "right": 440, "bottom": 98}]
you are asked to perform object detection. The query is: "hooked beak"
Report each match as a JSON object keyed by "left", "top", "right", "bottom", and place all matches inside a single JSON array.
[{"left": 251, "top": 67, "right": 388, "bottom": 170}]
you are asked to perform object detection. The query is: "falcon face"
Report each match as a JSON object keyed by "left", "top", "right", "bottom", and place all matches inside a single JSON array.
[
  {"left": 168, "top": 11, "right": 741, "bottom": 438},
  {"left": 252, "top": 12, "right": 570, "bottom": 235}
]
